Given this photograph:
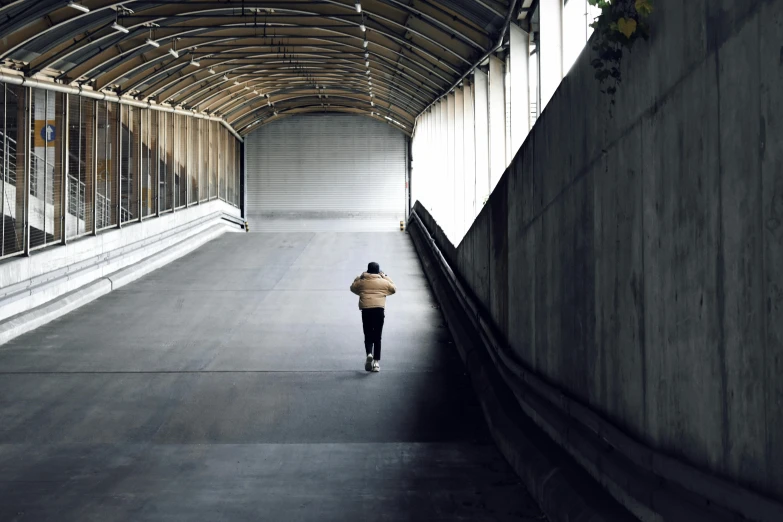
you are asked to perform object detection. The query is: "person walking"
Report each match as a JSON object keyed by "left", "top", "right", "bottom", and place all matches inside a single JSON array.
[{"left": 350, "top": 262, "right": 396, "bottom": 372}]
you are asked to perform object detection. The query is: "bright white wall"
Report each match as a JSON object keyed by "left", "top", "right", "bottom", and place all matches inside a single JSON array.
[{"left": 411, "top": 10, "right": 597, "bottom": 243}]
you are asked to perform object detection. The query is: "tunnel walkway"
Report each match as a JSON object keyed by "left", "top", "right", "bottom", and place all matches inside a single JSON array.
[{"left": 0, "top": 231, "right": 545, "bottom": 521}]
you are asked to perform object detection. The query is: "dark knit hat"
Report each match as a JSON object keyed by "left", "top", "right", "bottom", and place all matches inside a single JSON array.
[{"left": 367, "top": 262, "right": 380, "bottom": 274}]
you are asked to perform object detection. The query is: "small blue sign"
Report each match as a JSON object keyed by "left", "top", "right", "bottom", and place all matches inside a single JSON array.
[{"left": 41, "top": 124, "right": 56, "bottom": 142}]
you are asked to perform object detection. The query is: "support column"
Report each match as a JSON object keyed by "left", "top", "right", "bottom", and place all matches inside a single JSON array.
[
  {"left": 138, "top": 108, "right": 143, "bottom": 221},
  {"left": 90, "top": 100, "right": 98, "bottom": 235},
  {"left": 463, "top": 81, "right": 475, "bottom": 227},
  {"left": 454, "top": 87, "right": 464, "bottom": 240},
  {"left": 438, "top": 100, "right": 447, "bottom": 223},
  {"left": 509, "top": 23, "right": 531, "bottom": 155},
  {"left": 185, "top": 116, "right": 190, "bottom": 208},
  {"left": 155, "top": 112, "right": 161, "bottom": 217},
  {"left": 473, "top": 69, "right": 490, "bottom": 207},
  {"left": 446, "top": 92, "right": 455, "bottom": 239},
  {"left": 488, "top": 55, "right": 505, "bottom": 192},
  {"left": 21, "top": 88, "right": 31, "bottom": 254},
  {"left": 61, "top": 93, "right": 69, "bottom": 245},
  {"left": 116, "top": 104, "right": 122, "bottom": 228},
  {"left": 540, "top": 0, "right": 564, "bottom": 111}
]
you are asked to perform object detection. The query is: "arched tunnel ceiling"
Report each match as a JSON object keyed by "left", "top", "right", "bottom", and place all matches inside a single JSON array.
[{"left": 0, "top": 0, "right": 526, "bottom": 136}]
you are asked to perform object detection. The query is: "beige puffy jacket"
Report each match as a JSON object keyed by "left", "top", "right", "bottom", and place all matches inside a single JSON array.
[{"left": 350, "top": 272, "right": 397, "bottom": 309}]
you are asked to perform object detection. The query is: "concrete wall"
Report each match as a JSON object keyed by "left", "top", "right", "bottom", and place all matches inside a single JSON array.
[
  {"left": 0, "top": 201, "right": 242, "bottom": 332},
  {"left": 418, "top": 0, "right": 783, "bottom": 504}
]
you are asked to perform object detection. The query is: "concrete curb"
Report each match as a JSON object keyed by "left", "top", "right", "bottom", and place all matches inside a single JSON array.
[
  {"left": 0, "top": 222, "right": 236, "bottom": 346},
  {"left": 409, "top": 202, "right": 783, "bottom": 522},
  {"left": 407, "top": 218, "right": 637, "bottom": 522}
]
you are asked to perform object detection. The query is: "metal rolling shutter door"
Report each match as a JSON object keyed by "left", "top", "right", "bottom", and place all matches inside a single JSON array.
[{"left": 245, "top": 114, "right": 405, "bottom": 231}]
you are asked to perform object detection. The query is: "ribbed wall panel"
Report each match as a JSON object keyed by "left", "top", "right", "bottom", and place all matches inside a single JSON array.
[{"left": 245, "top": 115, "right": 405, "bottom": 231}]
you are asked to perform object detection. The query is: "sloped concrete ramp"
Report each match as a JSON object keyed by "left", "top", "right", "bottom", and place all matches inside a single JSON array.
[{"left": 0, "top": 231, "right": 545, "bottom": 522}]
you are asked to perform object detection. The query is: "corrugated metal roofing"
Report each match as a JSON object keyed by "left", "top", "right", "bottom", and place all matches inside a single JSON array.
[{"left": 0, "top": 0, "right": 519, "bottom": 136}]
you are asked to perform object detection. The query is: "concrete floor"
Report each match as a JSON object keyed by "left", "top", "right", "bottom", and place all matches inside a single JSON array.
[{"left": 0, "top": 231, "right": 545, "bottom": 522}]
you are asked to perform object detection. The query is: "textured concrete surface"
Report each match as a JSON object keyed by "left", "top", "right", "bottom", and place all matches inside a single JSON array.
[
  {"left": 0, "top": 231, "right": 545, "bottom": 522},
  {"left": 419, "top": 0, "right": 782, "bottom": 508}
]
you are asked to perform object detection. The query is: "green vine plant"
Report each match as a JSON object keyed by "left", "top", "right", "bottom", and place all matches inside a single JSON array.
[{"left": 588, "top": 0, "right": 653, "bottom": 108}]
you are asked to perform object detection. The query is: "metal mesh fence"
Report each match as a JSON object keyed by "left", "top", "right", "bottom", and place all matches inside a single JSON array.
[
  {"left": 1, "top": 84, "right": 25, "bottom": 258},
  {"left": 178, "top": 114, "right": 187, "bottom": 208},
  {"left": 121, "top": 104, "right": 138, "bottom": 223},
  {"left": 29, "top": 88, "right": 63, "bottom": 249},
  {"left": 66, "top": 95, "right": 95, "bottom": 238},
  {"left": 219, "top": 125, "right": 226, "bottom": 201},
  {"left": 200, "top": 119, "right": 208, "bottom": 202},
  {"left": 189, "top": 116, "right": 198, "bottom": 205},
  {"left": 141, "top": 108, "right": 152, "bottom": 217},
  {"left": 210, "top": 120, "right": 217, "bottom": 199},
  {"left": 0, "top": 81, "right": 240, "bottom": 258},
  {"left": 162, "top": 111, "right": 174, "bottom": 212}
]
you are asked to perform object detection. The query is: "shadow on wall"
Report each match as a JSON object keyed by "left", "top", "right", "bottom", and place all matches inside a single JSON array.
[{"left": 415, "top": 0, "right": 783, "bottom": 511}]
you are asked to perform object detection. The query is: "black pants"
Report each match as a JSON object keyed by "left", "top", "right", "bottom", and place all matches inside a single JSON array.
[{"left": 362, "top": 308, "right": 385, "bottom": 360}]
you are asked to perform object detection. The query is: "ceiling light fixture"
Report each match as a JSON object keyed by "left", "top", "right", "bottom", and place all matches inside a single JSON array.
[
  {"left": 223, "top": 74, "right": 229, "bottom": 82},
  {"left": 68, "top": 2, "right": 90, "bottom": 13},
  {"left": 360, "top": 23, "right": 366, "bottom": 32},
  {"left": 190, "top": 57, "right": 200, "bottom": 67},
  {"left": 364, "top": 52, "right": 369, "bottom": 59},
  {"left": 168, "top": 48, "right": 179, "bottom": 58},
  {"left": 146, "top": 38, "right": 160, "bottom": 48},
  {"left": 363, "top": 40, "right": 368, "bottom": 48},
  {"left": 355, "top": 1, "right": 361, "bottom": 13},
  {"left": 209, "top": 67, "right": 216, "bottom": 74},
  {"left": 365, "top": 60, "right": 370, "bottom": 67}
]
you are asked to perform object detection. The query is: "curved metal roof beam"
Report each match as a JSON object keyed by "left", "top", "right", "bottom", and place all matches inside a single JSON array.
[
  {"left": 49, "top": 26, "right": 222, "bottom": 82},
  {"left": 142, "top": 35, "right": 449, "bottom": 100},
  {"left": 95, "top": 17, "right": 463, "bottom": 89},
  {"left": 220, "top": 89, "right": 416, "bottom": 122},
  {"left": 238, "top": 107, "right": 410, "bottom": 137},
  {"left": 199, "top": 73, "right": 416, "bottom": 114},
  {"left": 208, "top": 69, "right": 417, "bottom": 115},
  {"left": 197, "top": 70, "right": 427, "bottom": 116},
  {"left": 27, "top": 6, "right": 465, "bottom": 84},
  {"left": 96, "top": 30, "right": 455, "bottom": 97},
  {"left": 140, "top": 44, "right": 442, "bottom": 103},
  {"left": 145, "top": 49, "right": 435, "bottom": 108},
  {"left": 372, "top": 0, "right": 489, "bottom": 47},
  {"left": 233, "top": 102, "right": 411, "bottom": 135},
  {"left": 222, "top": 84, "right": 413, "bottom": 119},
  {"left": 113, "top": 37, "right": 443, "bottom": 99},
  {"left": 213, "top": 72, "right": 426, "bottom": 116},
  {"left": 156, "top": 54, "right": 435, "bottom": 110},
  {"left": 224, "top": 91, "right": 413, "bottom": 125},
  {"left": 0, "top": 0, "right": 513, "bottom": 132},
  {"left": 0, "top": 0, "right": 112, "bottom": 52},
  {"left": 4, "top": 0, "right": 488, "bottom": 65},
  {"left": 118, "top": 8, "right": 477, "bottom": 65},
  {"left": 364, "top": 0, "right": 488, "bottom": 49},
  {"left": 188, "top": 75, "right": 424, "bottom": 118},
  {"left": 151, "top": 48, "right": 438, "bottom": 107}
]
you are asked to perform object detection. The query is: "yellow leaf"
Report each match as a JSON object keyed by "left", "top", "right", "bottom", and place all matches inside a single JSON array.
[
  {"left": 635, "top": 0, "right": 653, "bottom": 16},
  {"left": 617, "top": 17, "right": 637, "bottom": 38}
]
